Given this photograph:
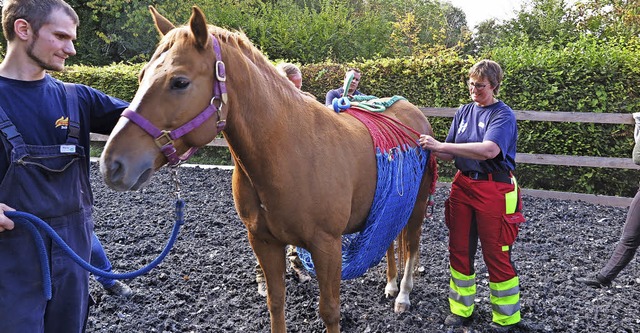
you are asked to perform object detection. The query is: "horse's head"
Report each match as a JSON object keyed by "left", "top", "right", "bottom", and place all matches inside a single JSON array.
[{"left": 100, "top": 6, "right": 228, "bottom": 191}]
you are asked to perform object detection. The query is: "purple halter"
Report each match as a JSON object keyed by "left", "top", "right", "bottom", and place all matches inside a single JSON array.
[{"left": 122, "top": 35, "right": 228, "bottom": 166}]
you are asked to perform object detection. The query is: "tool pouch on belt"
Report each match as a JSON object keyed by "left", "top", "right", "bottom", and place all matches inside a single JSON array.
[{"left": 501, "top": 176, "right": 525, "bottom": 246}]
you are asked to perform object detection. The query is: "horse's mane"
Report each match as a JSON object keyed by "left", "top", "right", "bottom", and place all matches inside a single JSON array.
[
  {"left": 150, "top": 22, "right": 268, "bottom": 70},
  {"left": 146, "top": 20, "right": 311, "bottom": 138}
]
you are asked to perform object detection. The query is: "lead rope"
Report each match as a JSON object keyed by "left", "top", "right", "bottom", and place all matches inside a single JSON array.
[{"left": 5, "top": 168, "right": 185, "bottom": 300}]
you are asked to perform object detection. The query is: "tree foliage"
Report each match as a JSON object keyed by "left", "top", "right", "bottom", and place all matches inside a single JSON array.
[
  {"left": 0, "top": 0, "right": 639, "bottom": 65},
  {"left": 37, "top": 0, "right": 468, "bottom": 65}
]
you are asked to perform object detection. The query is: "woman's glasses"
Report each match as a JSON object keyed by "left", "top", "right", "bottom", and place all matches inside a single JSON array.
[{"left": 468, "top": 81, "right": 488, "bottom": 90}]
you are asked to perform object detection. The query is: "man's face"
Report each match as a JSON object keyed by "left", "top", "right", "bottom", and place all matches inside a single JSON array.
[
  {"left": 26, "top": 9, "right": 77, "bottom": 72},
  {"left": 346, "top": 70, "right": 361, "bottom": 94}
]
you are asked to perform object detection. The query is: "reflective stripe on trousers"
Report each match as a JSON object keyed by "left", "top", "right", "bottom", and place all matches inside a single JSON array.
[
  {"left": 490, "top": 276, "right": 521, "bottom": 326},
  {"left": 448, "top": 266, "right": 475, "bottom": 318}
]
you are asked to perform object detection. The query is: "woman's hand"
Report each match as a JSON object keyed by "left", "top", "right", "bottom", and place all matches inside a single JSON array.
[{"left": 419, "top": 134, "right": 441, "bottom": 151}]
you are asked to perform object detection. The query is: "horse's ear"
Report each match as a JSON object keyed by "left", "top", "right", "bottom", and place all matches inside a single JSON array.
[
  {"left": 189, "top": 6, "right": 209, "bottom": 49},
  {"left": 149, "top": 6, "right": 175, "bottom": 36}
]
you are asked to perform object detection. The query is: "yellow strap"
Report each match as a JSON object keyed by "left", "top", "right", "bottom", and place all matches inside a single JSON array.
[{"left": 504, "top": 176, "right": 518, "bottom": 214}]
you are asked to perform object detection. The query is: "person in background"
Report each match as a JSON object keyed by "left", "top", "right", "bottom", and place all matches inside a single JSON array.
[
  {"left": 277, "top": 62, "right": 303, "bottom": 90},
  {"left": 576, "top": 112, "right": 640, "bottom": 288},
  {"left": 0, "top": 1, "right": 128, "bottom": 332},
  {"left": 254, "top": 62, "right": 312, "bottom": 297},
  {"left": 419, "top": 59, "right": 531, "bottom": 332},
  {"left": 91, "top": 232, "right": 133, "bottom": 297},
  {"left": 324, "top": 68, "right": 364, "bottom": 106}
]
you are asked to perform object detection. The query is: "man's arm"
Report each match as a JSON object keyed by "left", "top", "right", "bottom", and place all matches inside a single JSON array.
[{"left": 325, "top": 89, "right": 339, "bottom": 106}]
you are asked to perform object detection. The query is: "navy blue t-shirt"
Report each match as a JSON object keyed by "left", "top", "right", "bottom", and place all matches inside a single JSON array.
[
  {"left": 324, "top": 87, "right": 364, "bottom": 106},
  {"left": 0, "top": 74, "right": 128, "bottom": 182},
  {"left": 445, "top": 100, "right": 518, "bottom": 173}
]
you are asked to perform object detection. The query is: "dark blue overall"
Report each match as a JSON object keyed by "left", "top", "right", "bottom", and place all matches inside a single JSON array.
[{"left": 0, "top": 84, "right": 93, "bottom": 333}]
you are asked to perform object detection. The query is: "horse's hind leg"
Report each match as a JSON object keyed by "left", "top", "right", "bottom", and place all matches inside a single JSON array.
[
  {"left": 384, "top": 244, "right": 399, "bottom": 298},
  {"left": 250, "top": 236, "right": 287, "bottom": 333},
  {"left": 394, "top": 213, "right": 423, "bottom": 313}
]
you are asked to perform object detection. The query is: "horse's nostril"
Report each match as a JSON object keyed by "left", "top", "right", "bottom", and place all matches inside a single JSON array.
[{"left": 108, "top": 159, "right": 124, "bottom": 184}]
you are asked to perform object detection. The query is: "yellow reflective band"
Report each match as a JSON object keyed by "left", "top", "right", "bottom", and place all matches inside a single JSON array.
[
  {"left": 449, "top": 266, "right": 476, "bottom": 317},
  {"left": 490, "top": 276, "right": 520, "bottom": 292},
  {"left": 450, "top": 266, "right": 476, "bottom": 281},
  {"left": 490, "top": 276, "right": 521, "bottom": 324},
  {"left": 502, "top": 245, "right": 509, "bottom": 251},
  {"left": 505, "top": 176, "right": 518, "bottom": 214},
  {"left": 493, "top": 308, "right": 521, "bottom": 326}
]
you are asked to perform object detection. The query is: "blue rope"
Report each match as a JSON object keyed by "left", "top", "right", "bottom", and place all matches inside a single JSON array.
[{"left": 5, "top": 199, "right": 185, "bottom": 300}]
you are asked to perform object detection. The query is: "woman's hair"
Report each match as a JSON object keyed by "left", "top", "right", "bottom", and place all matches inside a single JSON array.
[
  {"left": 2, "top": 0, "right": 78, "bottom": 41},
  {"left": 469, "top": 59, "right": 504, "bottom": 95},
  {"left": 276, "top": 62, "right": 301, "bottom": 77}
]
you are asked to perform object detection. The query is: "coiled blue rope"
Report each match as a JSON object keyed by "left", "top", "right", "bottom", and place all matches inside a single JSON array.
[{"left": 5, "top": 198, "right": 185, "bottom": 300}]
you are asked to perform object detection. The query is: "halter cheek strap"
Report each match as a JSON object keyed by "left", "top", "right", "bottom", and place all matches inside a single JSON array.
[{"left": 122, "top": 34, "right": 227, "bottom": 166}]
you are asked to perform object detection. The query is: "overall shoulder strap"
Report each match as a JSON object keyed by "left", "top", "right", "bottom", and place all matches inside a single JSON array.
[
  {"left": 63, "top": 83, "right": 80, "bottom": 141},
  {"left": 0, "top": 102, "right": 25, "bottom": 149}
]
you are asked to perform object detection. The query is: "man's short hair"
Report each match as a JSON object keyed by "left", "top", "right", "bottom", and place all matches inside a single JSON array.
[{"left": 2, "top": 0, "right": 78, "bottom": 41}]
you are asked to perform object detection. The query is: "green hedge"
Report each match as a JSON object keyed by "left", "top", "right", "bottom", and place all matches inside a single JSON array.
[{"left": 58, "top": 39, "right": 640, "bottom": 197}]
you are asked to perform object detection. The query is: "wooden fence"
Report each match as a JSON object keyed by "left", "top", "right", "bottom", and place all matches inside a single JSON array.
[{"left": 91, "top": 107, "right": 637, "bottom": 207}]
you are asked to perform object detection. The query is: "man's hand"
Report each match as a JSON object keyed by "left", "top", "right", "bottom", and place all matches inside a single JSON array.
[{"left": 0, "top": 203, "right": 16, "bottom": 232}]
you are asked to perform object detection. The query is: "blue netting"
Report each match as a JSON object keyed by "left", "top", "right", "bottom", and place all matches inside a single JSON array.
[{"left": 297, "top": 145, "right": 429, "bottom": 280}]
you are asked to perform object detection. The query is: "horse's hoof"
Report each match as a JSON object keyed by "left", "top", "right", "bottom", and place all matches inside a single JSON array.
[
  {"left": 394, "top": 301, "right": 410, "bottom": 313},
  {"left": 292, "top": 268, "right": 312, "bottom": 283},
  {"left": 384, "top": 285, "right": 398, "bottom": 298},
  {"left": 257, "top": 281, "right": 267, "bottom": 297}
]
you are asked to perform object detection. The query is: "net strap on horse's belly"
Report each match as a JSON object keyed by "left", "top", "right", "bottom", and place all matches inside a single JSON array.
[{"left": 297, "top": 100, "right": 431, "bottom": 280}]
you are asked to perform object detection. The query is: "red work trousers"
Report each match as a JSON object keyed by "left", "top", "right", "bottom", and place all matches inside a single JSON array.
[{"left": 445, "top": 171, "right": 525, "bottom": 283}]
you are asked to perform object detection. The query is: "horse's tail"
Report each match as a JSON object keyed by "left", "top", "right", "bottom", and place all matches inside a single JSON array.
[
  {"left": 397, "top": 229, "right": 409, "bottom": 274},
  {"left": 425, "top": 154, "right": 439, "bottom": 218}
]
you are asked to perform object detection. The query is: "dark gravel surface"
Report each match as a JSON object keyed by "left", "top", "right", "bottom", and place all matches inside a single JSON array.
[{"left": 86, "top": 163, "right": 640, "bottom": 333}]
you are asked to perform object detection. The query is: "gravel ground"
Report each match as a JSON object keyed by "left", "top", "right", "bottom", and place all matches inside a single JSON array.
[{"left": 85, "top": 163, "right": 640, "bottom": 333}]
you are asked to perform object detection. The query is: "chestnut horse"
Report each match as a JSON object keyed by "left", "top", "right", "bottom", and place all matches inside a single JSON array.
[{"left": 100, "top": 6, "right": 436, "bottom": 333}]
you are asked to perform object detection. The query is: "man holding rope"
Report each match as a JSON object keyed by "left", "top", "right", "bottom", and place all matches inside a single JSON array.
[{"left": 0, "top": 1, "right": 128, "bottom": 332}]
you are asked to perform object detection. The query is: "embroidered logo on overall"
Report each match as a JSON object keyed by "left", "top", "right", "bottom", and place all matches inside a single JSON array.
[{"left": 55, "top": 116, "right": 69, "bottom": 129}]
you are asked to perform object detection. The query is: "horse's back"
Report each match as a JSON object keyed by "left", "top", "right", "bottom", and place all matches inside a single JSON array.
[{"left": 383, "top": 99, "right": 433, "bottom": 136}]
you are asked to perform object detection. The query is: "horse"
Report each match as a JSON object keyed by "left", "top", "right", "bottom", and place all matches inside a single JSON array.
[{"left": 99, "top": 6, "right": 437, "bottom": 333}]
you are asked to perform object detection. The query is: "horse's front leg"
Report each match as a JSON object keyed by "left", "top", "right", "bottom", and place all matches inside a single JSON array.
[
  {"left": 384, "top": 244, "right": 399, "bottom": 298},
  {"left": 250, "top": 235, "right": 287, "bottom": 333},
  {"left": 309, "top": 237, "right": 342, "bottom": 333}
]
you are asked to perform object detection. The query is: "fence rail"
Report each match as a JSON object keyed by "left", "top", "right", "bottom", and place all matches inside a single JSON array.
[{"left": 91, "top": 108, "right": 636, "bottom": 207}]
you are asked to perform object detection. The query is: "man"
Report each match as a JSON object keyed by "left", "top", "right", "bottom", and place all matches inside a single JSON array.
[
  {"left": 324, "top": 68, "right": 364, "bottom": 106},
  {"left": 0, "top": 1, "right": 128, "bottom": 332}
]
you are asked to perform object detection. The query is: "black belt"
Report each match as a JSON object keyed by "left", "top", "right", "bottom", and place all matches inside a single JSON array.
[{"left": 461, "top": 171, "right": 512, "bottom": 184}]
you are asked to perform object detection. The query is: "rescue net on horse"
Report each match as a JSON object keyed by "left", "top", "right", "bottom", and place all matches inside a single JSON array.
[{"left": 297, "top": 97, "right": 431, "bottom": 280}]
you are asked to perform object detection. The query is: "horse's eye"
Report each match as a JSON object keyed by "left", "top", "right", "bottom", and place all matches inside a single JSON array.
[{"left": 171, "top": 77, "right": 190, "bottom": 90}]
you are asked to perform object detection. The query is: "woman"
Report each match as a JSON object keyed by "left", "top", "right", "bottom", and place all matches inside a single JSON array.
[
  {"left": 576, "top": 112, "right": 640, "bottom": 288},
  {"left": 419, "top": 59, "right": 528, "bottom": 331}
]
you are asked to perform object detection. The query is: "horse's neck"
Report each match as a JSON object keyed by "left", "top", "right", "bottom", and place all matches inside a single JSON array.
[{"left": 224, "top": 76, "right": 339, "bottom": 172}]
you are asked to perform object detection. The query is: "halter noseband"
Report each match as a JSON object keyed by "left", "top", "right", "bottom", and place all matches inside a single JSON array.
[{"left": 121, "top": 35, "right": 228, "bottom": 166}]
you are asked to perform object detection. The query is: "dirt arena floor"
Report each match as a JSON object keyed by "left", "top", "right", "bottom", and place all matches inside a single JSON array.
[{"left": 85, "top": 163, "right": 640, "bottom": 333}]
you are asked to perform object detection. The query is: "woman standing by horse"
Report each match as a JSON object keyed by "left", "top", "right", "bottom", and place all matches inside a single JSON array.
[{"left": 419, "top": 60, "right": 530, "bottom": 332}]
